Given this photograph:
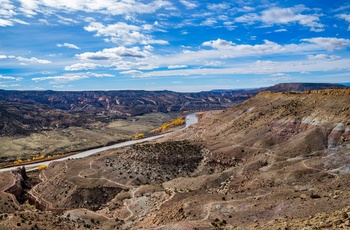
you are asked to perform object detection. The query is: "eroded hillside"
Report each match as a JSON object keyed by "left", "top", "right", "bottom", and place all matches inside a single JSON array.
[
  {"left": 0, "top": 83, "right": 345, "bottom": 161},
  {"left": 170, "top": 89, "right": 350, "bottom": 158},
  {"left": 1, "top": 89, "right": 350, "bottom": 229},
  {"left": 0, "top": 89, "right": 258, "bottom": 137}
]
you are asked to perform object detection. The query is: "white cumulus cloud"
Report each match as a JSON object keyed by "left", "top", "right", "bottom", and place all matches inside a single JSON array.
[
  {"left": 17, "top": 0, "right": 172, "bottom": 17},
  {"left": 0, "top": 74, "right": 15, "bottom": 80},
  {"left": 112, "top": 60, "right": 157, "bottom": 71},
  {"left": 301, "top": 37, "right": 350, "bottom": 51},
  {"left": 200, "top": 18, "right": 217, "bottom": 26},
  {"left": 0, "top": 18, "right": 13, "bottom": 27},
  {"left": 77, "top": 46, "right": 148, "bottom": 61},
  {"left": 84, "top": 21, "right": 168, "bottom": 46},
  {"left": 168, "top": 65, "right": 188, "bottom": 69},
  {"left": 57, "top": 43, "right": 81, "bottom": 49},
  {"left": 202, "top": 38, "right": 234, "bottom": 49},
  {"left": 16, "top": 56, "right": 51, "bottom": 64},
  {"left": 235, "top": 5, "right": 324, "bottom": 31},
  {"left": 274, "top": 28, "right": 287, "bottom": 32},
  {"left": 234, "top": 13, "right": 260, "bottom": 24},
  {"left": 120, "top": 70, "right": 143, "bottom": 75},
  {"left": 64, "top": 62, "right": 99, "bottom": 71},
  {"left": 0, "top": 83, "right": 20, "bottom": 87},
  {"left": 86, "top": 72, "right": 114, "bottom": 78},
  {"left": 207, "top": 3, "right": 230, "bottom": 11},
  {"left": 308, "top": 54, "right": 341, "bottom": 61},
  {"left": 337, "top": 14, "right": 350, "bottom": 22},
  {"left": 180, "top": 0, "right": 198, "bottom": 9},
  {"left": 32, "top": 74, "right": 88, "bottom": 83},
  {"left": 337, "top": 14, "right": 350, "bottom": 30}
]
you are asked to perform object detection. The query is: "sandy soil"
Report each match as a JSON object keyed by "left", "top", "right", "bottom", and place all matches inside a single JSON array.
[{"left": 0, "top": 112, "right": 182, "bottom": 161}]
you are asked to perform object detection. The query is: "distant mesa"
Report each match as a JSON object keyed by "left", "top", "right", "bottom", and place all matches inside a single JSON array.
[
  {"left": 210, "top": 82, "right": 348, "bottom": 93},
  {"left": 0, "top": 82, "right": 347, "bottom": 137},
  {"left": 263, "top": 82, "right": 348, "bottom": 92}
]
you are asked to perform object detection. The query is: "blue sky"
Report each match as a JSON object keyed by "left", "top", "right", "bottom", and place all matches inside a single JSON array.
[{"left": 0, "top": 0, "right": 349, "bottom": 92}]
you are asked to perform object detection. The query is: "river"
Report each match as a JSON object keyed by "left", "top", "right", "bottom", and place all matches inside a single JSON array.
[{"left": 0, "top": 113, "right": 198, "bottom": 173}]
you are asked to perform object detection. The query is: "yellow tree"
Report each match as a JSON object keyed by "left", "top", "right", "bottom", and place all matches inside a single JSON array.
[{"left": 38, "top": 165, "right": 47, "bottom": 170}]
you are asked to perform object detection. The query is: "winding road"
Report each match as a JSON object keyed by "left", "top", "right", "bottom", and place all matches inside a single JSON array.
[{"left": 0, "top": 113, "right": 198, "bottom": 173}]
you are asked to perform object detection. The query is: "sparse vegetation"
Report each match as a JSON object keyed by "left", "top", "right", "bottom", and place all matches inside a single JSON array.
[
  {"left": 132, "top": 133, "right": 144, "bottom": 140},
  {"left": 0, "top": 87, "right": 350, "bottom": 229},
  {"left": 0, "top": 112, "right": 182, "bottom": 164},
  {"left": 37, "top": 165, "right": 47, "bottom": 170},
  {"left": 151, "top": 117, "right": 185, "bottom": 133}
]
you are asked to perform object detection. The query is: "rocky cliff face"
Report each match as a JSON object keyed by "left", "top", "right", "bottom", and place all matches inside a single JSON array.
[
  {"left": 4, "top": 167, "right": 28, "bottom": 204},
  {"left": 145, "top": 88, "right": 350, "bottom": 229},
  {"left": 0, "top": 90, "right": 257, "bottom": 115},
  {"left": 1, "top": 83, "right": 346, "bottom": 137},
  {"left": 0, "top": 89, "right": 257, "bottom": 137},
  {"left": 170, "top": 88, "right": 350, "bottom": 159}
]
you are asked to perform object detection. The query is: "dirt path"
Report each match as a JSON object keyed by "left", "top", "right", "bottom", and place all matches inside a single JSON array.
[
  {"left": 0, "top": 173, "right": 21, "bottom": 210},
  {"left": 76, "top": 157, "right": 136, "bottom": 221},
  {"left": 77, "top": 158, "right": 132, "bottom": 190},
  {"left": 28, "top": 179, "right": 55, "bottom": 210},
  {"left": 301, "top": 159, "right": 340, "bottom": 183},
  {"left": 149, "top": 192, "right": 271, "bottom": 230}
]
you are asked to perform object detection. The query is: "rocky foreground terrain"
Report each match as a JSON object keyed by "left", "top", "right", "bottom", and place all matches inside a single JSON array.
[{"left": 0, "top": 87, "right": 350, "bottom": 229}]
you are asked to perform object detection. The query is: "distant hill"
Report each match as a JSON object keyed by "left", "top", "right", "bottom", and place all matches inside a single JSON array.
[
  {"left": 209, "top": 82, "right": 347, "bottom": 93},
  {"left": 0, "top": 83, "right": 347, "bottom": 137},
  {"left": 173, "top": 88, "right": 350, "bottom": 157},
  {"left": 209, "top": 88, "right": 259, "bottom": 93},
  {"left": 0, "top": 89, "right": 257, "bottom": 136},
  {"left": 0, "top": 90, "right": 256, "bottom": 116},
  {"left": 264, "top": 82, "right": 347, "bottom": 92}
]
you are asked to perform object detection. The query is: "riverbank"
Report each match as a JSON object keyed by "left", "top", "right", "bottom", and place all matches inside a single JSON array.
[{"left": 0, "top": 113, "right": 198, "bottom": 173}]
